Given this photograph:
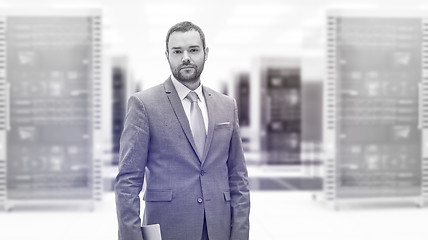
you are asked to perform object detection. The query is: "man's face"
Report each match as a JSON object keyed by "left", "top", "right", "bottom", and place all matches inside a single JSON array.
[{"left": 166, "top": 30, "right": 208, "bottom": 84}]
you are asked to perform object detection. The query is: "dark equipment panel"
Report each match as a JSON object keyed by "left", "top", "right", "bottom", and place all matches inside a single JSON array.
[
  {"left": 111, "top": 66, "right": 127, "bottom": 165},
  {"left": 261, "top": 67, "right": 301, "bottom": 164},
  {"left": 235, "top": 73, "right": 250, "bottom": 127}
]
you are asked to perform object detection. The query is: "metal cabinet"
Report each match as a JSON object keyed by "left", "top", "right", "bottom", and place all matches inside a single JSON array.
[
  {"left": 0, "top": 9, "right": 103, "bottom": 210},
  {"left": 323, "top": 10, "right": 428, "bottom": 208}
]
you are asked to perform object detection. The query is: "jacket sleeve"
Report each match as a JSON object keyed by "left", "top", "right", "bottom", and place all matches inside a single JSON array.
[
  {"left": 115, "top": 94, "right": 150, "bottom": 240},
  {"left": 227, "top": 99, "right": 251, "bottom": 240}
]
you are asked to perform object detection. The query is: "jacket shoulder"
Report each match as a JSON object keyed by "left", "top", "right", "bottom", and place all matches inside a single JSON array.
[
  {"left": 132, "top": 83, "right": 165, "bottom": 103},
  {"left": 203, "top": 86, "right": 235, "bottom": 105}
]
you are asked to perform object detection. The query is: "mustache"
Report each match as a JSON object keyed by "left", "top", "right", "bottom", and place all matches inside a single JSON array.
[{"left": 180, "top": 64, "right": 197, "bottom": 69}]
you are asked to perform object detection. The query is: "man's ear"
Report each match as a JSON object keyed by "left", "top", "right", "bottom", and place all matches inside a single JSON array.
[
  {"left": 165, "top": 50, "right": 169, "bottom": 59},
  {"left": 204, "top": 47, "right": 209, "bottom": 61}
]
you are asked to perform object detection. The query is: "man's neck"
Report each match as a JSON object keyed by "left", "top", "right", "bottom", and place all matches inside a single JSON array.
[
  {"left": 171, "top": 75, "right": 201, "bottom": 90},
  {"left": 182, "top": 80, "right": 201, "bottom": 91}
]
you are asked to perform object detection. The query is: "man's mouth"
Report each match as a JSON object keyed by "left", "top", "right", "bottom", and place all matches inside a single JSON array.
[{"left": 181, "top": 65, "right": 195, "bottom": 70}]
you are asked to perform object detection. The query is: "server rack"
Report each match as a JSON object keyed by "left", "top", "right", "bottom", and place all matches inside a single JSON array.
[
  {"left": 111, "top": 57, "right": 129, "bottom": 166},
  {"left": 229, "top": 72, "right": 251, "bottom": 152},
  {"left": 324, "top": 10, "right": 428, "bottom": 208},
  {"left": 0, "top": 9, "right": 103, "bottom": 210},
  {"left": 235, "top": 73, "right": 250, "bottom": 128},
  {"left": 253, "top": 58, "right": 301, "bottom": 165},
  {"left": 301, "top": 80, "right": 323, "bottom": 177}
]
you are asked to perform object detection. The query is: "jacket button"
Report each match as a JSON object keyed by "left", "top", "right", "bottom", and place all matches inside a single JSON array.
[
  {"left": 200, "top": 170, "right": 205, "bottom": 176},
  {"left": 197, "top": 197, "right": 203, "bottom": 203}
]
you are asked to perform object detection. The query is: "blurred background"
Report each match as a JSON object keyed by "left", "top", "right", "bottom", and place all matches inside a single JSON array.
[{"left": 1, "top": 0, "right": 428, "bottom": 240}]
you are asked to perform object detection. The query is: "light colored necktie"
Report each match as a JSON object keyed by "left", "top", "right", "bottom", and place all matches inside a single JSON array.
[{"left": 186, "top": 91, "right": 206, "bottom": 158}]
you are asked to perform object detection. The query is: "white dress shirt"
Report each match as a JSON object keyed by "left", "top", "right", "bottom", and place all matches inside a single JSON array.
[{"left": 171, "top": 75, "right": 208, "bottom": 133}]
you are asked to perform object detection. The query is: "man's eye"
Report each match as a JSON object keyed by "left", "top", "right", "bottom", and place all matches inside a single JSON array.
[
  {"left": 190, "top": 49, "right": 199, "bottom": 53},
  {"left": 173, "top": 50, "right": 182, "bottom": 54}
]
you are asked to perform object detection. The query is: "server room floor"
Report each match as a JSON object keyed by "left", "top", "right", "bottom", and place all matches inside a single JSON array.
[{"left": 1, "top": 190, "right": 428, "bottom": 240}]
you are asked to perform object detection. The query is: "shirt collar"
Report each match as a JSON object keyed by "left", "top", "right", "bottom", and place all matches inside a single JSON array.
[{"left": 170, "top": 74, "right": 204, "bottom": 101}]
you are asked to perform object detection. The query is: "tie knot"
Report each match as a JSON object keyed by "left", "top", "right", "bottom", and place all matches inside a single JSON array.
[{"left": 186, "top": 91, "right": 199, "bottom": 103}]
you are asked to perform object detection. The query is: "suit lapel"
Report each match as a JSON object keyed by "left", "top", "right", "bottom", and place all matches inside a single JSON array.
[
  {"left": 201, "top": 86, "right": 215, "bottom": 164},
  {"left": 163, "top": 78, "right": 201, "bottom": 160}
]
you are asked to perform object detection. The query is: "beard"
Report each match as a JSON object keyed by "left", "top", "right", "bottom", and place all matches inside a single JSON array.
[{"left": 170, "top": 62, "right": 205, "bottom": 83}]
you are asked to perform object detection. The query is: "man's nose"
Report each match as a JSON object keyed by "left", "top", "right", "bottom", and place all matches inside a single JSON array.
[{"left": 182, "top": 51, "right": 191, "bottom": 64}]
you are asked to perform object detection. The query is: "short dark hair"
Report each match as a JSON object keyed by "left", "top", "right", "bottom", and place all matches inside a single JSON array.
[{"left": 165, "top": 21, "right": 206, "bottom": 52}]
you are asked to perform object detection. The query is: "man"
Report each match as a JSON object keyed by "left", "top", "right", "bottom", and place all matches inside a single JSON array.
[{"left": 115, "top": 21, "right": 250, "bottom": 240}]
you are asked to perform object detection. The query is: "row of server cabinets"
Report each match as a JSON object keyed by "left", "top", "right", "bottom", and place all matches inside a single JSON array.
[
  {"left": 324, "top": 10, "right": 428, "bottom": 208},
  {"left": 0, "top": 10, "right": 103, "bottom": 210},
  {"left": 231, "top": 58, "right": 323, "bottom": 166},
  {"left": 232, "top": 10, "right": 428, "bottom": 207},
  {"left": 3, "top": 8, "right": 426, "bottom": 210},
  {"left": 231, "top": 59, "right": 302, "bottom": 164}
]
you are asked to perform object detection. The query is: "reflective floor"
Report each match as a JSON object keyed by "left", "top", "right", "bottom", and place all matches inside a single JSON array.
[{"left": 1, "top": 190, "right": 428, "bottom": 240}]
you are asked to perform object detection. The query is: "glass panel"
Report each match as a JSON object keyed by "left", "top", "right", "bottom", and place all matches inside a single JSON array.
[
  {"left": 336, "top": 18, "right": 422, "bottom": 198},
  {"left": 6, "top": 17, "right": 93, "bottom": 200}
]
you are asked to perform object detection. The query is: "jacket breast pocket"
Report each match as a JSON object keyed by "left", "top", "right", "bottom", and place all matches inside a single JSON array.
[
  {"left": 143, "top": 189, "right": 173, "bottom": 202},
  {"left": 223, "top": 191, "right": 231, "bottom": 202},
  {"left": 214, "top": 122, "right": 233, "bottom": 134},
  {"left": 213, "top": 123, "right": 233, "bottom": 147},
  {"left": 214, "top": 122, "right": 232, "bottom": 130}
]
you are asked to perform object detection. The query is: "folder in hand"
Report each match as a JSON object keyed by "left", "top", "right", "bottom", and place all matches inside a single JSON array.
[{"left": 141, "top": 224, "right": 162, "bottom": 240}]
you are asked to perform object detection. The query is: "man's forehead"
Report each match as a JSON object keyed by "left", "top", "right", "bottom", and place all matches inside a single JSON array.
[{"left": 168, "top": 30, "right": 202, "bottom": 48}]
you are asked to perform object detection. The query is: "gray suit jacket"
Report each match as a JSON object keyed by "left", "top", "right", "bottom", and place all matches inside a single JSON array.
[{"left": 115, "top": 78, "right": 250, "bottom": 240}]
